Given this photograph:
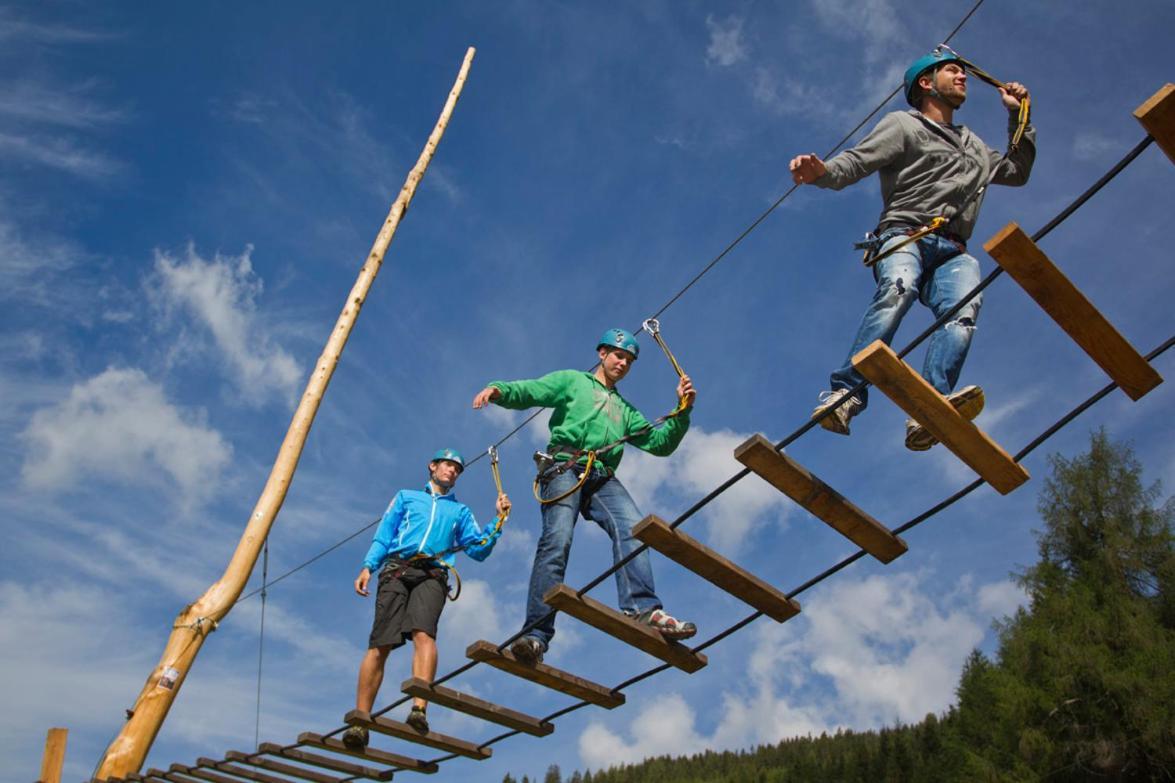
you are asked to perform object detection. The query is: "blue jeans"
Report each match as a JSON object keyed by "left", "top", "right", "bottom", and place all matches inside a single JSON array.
[
  {"left": 831, "top": 231, "right": 983, "bottom": 410},
  {"left": 521, "top": 465, "right": 661, "bottom": 649}
]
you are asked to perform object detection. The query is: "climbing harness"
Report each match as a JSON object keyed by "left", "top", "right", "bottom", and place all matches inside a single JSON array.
[
  {"left": 406, "top": 446, "right": 510, "bottom": 601},
  {"left": 532, "top": 319, "right": 692, "bottom": 505},
  {"left": 858, "top": 44, "right": 1030, "bottom": 269}
]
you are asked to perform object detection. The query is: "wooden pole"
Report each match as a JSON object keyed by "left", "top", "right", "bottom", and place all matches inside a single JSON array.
[
  {"left": 38, "top": 727, "right": 68, "bottom": 783},
  {"left": 95, "top": 47, "right": 477, "bottom": 780}
]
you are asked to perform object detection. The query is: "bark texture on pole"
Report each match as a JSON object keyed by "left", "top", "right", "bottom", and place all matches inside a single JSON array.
[{"left": 96, "top": 47, "right": 476, "bottom": 780}]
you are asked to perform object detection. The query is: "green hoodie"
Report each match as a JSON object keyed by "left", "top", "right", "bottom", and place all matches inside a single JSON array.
[{"left": 489, "top": 370, "right": 691, "bottom": 472}]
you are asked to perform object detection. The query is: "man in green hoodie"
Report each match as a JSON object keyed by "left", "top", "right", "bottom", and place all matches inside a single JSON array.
[{"left": 472, "top": 327, "right": 697, "bottom": 663}]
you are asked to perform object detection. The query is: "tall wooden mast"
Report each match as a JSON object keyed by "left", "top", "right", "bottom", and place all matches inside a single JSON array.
[{"left": 96, "top": 47, "right": 476, "bottom": 779}]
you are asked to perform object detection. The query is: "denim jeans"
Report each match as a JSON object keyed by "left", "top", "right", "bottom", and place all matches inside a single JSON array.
[
  {"left": 521, "top": 465, "right": 661, "bottom": 649},
  {"left": 830, "top": 230, "right": 983, "bottom": 410}
]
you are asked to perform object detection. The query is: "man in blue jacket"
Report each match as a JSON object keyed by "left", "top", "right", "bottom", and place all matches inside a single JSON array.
[{"left": 343, "top": 448, "right": 510, "bottom": 748}]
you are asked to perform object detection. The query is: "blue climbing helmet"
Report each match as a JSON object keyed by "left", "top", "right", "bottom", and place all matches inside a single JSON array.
[
  {"left": 903, "top": 48, "right": 965, "bottom": 107},
  {"left": 431, "top": 448, "right": 465, "bottom": 473},
  {"left": 596, "top": 327, "right": 639, "bottom": 359}
]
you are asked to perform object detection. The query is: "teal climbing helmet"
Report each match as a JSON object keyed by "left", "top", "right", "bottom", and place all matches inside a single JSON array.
[
  {"left": 431, "top": 448, "right": 465, "bottom": 472},
  {"left": 903, "top": 48, "right": 964, "bottom": 107},
  {"left": 597, "top": 327, "right": 639, "bottom": 359}
]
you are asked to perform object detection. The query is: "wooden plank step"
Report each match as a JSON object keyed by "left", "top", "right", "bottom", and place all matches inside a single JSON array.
[
  {"left": 298, "top": 733, "right": 437, "bottom": 774},
  {"left": 852, "top": 341, "right": 1030, "bottom": 494},
  {"left": 632, "top": 513, "right": 802, "bottom": 619},
  {"left": 984, "top": 222, "right": 1163, "bottom": 401},
  {"left": 258, "top": 743, "right": 394, "bottom": 781},
  {"left": 543, "top": 584, "right": 707, "bottom": 673},
  {"left": 196, "top": 761, "right": 292, "bottom": 783},
  {"left": 225, "top": 751, "right": 344, "bottom": 783},
  {"left": 733, "top": 436, "right": 908, "bottom": 564},
  {"left": 466, "top": 640, "right": 625, "bottom": 709},
  {"left": 143, "top": 773, "right": 187, "bottom": 783},
  {"left": 401, "top": 676, "right": 554, "bottom": 737},
  {"left": 344, "top": 710, "right": 491, "bottom": 761},
  {"left": 1135, "top": 83, "right": 1175, "bottom": 164},
  {"left": 147, "top": 773, "right": 199, "bottom": 783},
  {"left": 166, "top": 766, "right": 246, "bottom": 783}
]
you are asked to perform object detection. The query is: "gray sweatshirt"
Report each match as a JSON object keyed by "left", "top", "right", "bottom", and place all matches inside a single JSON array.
[{"left": 814, "top": 109, "right": 1036, "bottom": 241}]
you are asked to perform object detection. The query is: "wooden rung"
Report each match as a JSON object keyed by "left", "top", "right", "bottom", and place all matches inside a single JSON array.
[
  {"left": 152, "top": 773, "right": 200, "bottom": 783},
  {"left": 543, "top": 584, "right": 707, "bottom": 673},
  {"left": 196, "top": 761, "right": 291, "bottom": 783},
  {"left": 632, "top": 514, "right": 803, "bottom": 619},
  {"left": 1135, "top": 83, "right": 1175, "bottom": 164},
  {"left": 258, "top": 743, "right": 394, "bottom": 781},
  {"left": 298, "top": 733, "right": 438, "bottom": 774},
  {"left": 852, "top": 341, "right": 1030, "bottom": 494},
  {"left": 166, "top": 766, "right": 243, "bottom": 783},
  {"left": 344, "top": 710, "right": 491, "bottom": 761},
  {"left": 466, "top": 640, "right": 625, "bottom": 708},
  {"left": 401, "top": 676, "right": 554, "bottom": 737},
  {"left": 984, "top": 222, "right": 1163, "bottom": 401},
  {"left": 225, "top": 751, "right": 345, "bottom": 783},
  {"left": 733, "top": 436, "right": 908, "bottom": 564}
]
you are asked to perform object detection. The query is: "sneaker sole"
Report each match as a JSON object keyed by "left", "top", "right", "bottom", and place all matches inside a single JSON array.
[
  {"left": 812, "top": 404, "right": 852, "bottom": 436},
  {"left": 509, "top": 639, "right": 543, "bottom": 665},
  {"left": 906, "top": 386, "right": 986, "bottom": 451}
]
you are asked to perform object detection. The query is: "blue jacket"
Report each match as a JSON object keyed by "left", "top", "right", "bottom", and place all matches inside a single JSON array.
[{"left": 362, "top": 483, "right": 502, "bottom": 571}]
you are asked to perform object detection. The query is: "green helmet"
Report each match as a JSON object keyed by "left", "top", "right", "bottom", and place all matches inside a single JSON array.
[
  {"left": 903, "top": 48, "right": 964, "bottom": 107},
  {"left": 596, "top": 327, "right": 639, "bottom": 359},
  {"left": 431, "top": 448, "right": 465, "bottom": 472}
]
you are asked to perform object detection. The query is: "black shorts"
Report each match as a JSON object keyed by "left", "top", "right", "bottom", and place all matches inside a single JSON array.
[{"left": 368, "top": 561, "right": 448, "bottom": 650}]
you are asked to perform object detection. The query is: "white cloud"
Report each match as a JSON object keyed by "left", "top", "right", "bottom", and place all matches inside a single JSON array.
[
  {"left": 705, "top": 15, "right": 747, "bottom": 67},
  {"left": 619, "top": 427, "right": 793, "bottom": 555},
  {"left": 1072, "top": 131, "right": 1122, "bottom": 162},
  {"left": 580, "top": 693, "right": 706, "bottom": 769},
  {"left": 976, "top": 579, "right": 1028, "bottom": 618},
  {"left": 151, "top": 244, "right": 302, "bottom": 406},
  {"left": 0, "top": 217, "right": 78, "bottom": 305},
  {"left": 0, "top": 131, "right": 120, "bottom": 178},
  {"left": 440, "top": 579, "right": 505, "bottom": 649},
  {"left": 21, "top": 367, "right": 232, "bottom": 502},
  {"left": 810, "top": 0, "right": 900, "bottom": 64}
]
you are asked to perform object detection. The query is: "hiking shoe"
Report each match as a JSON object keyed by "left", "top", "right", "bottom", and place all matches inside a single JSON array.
[
  {"left": 812, "top": 389, "right": 863, "bottom": 436},
  {"left": 905, "top": 385, "right": 986, "bottom": 451},
  {"left": 637, "top": 608, "right": 697, "bottom": 641},
  {"left": 406, "top": 705, "right": 429, "bottom": 733},
  {"left": 509, "top": 636, "right": 545, "bottom": 665},
  {"left": 342, "top": 725, "right": 369, "bottom": 750}
]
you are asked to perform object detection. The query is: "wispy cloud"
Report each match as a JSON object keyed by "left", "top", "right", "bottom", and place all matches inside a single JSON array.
[
  {"left": 0, "top": 131, "right": 121, "bottom": 179},
  {"left": 705, "top": 15, "right": 747, "bottom": 68},
  {"left": 0, "top": 77, "right": 126, "bottom": 128},
  {"left": 150, "top": 244, "right": 303, "bottom": 406},
  {"left": 0, "top": 215, "right": 79, "bottom": 306},
  {"left": 0, "top": 10, "right": 113, "bottom": 46}
]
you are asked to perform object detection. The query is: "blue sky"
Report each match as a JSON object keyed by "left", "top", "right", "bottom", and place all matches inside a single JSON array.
[{"left": 2, "top": 1, "right": 1173, "bottom": 780}]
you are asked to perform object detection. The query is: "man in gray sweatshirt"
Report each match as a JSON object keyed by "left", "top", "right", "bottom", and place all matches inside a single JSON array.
[{"left": 790, "top": 48, "right": 1034, "bottom": 450}]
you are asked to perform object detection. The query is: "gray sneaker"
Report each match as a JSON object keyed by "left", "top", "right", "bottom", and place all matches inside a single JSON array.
[
  {"left": 905, "top": 385, "right": 986, "bottom": 451},
  {"left": 342, "top": 725, "right": 369, "bottom": 750},
  {"left": 509, "top": 636, "right": 545, "bottom": 665},
  {"left": 812, "top": 389, "right": 863, "bottom": 435},
  {"left": 406, "top": 705, "right": 429, "bottom": 733}
]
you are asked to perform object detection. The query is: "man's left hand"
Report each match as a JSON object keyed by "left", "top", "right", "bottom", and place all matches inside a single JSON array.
[
  {"left": 999, "top": 81, "right": 1029, "bottom": 112},
  {"left": 677, "top": 374, "right": 697, "bottom": 408}
]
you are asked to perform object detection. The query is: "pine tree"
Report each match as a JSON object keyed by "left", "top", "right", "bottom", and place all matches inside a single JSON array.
[{"left": 543, "top": 764, "right": 562, "bottom": 783}]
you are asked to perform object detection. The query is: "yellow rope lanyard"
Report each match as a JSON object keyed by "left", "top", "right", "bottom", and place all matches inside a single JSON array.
[
  {"left": 412, "top": 446, "right": 510, "bottom": 601},
  {"left": 534, "top": 319, "right": 689, "bottom": 506},
  {"left": 864, "top": 45, "right": 1030, "bottom": 269}
]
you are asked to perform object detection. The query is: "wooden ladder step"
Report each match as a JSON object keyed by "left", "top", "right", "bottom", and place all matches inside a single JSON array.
[
  {"left": 632, "top": 514, "right": 802, "bottom": 620},
  {"left": 144, "top": 771, "right": 193, "bottom": 783},
  {"left": 298, "top": 733, "right": 438, "bottom": 774},
  {"left": 852, "top": 341, "right": 1031, "bottom": 495},
  {"left": 344, "top": 710, "right": 491, "bottom": 760},
  {"left": 1135, "top": 83, "right": 1175, "bottom": 164},
  {"left": 225, "top": 751, "right": 345, "bottom": 783},
  {"left": 543, "top": 584, "right": 708, "bottom": 673},
  {"left": 734, "top": 435, "right": 908, "bottom": 563},
  {"left": 165, "top": 766, "right": 244, "bottom": 783},
  {"left": 196, "top": 760, "right": 295, "bottom": 783},
  {"left": 984, "top": 222, "right": 1163, "bottom": 401},
  {"left": 401, "top": 676, "right": 554, "bottom": 737},
  {"left": 466, "top": 640, "right": 625, "bottom": 709},
  {"left": 258, "top": 742, "right": 394, "bottom": 781}
]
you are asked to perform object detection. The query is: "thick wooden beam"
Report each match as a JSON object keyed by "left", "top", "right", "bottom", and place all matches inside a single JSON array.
[
  {"left": 984, "top": 222, "right": 1162, "bottom": 401},
  {"left": 632, "top": 514, "right": 802, "bottom": 619},
  {"left": 258, "top": 743, "right": 393, "bottom": 781},
  {"left": 1134, "top": 83, "right": 1175, "bottom": 164},
  {"left": 40, "top": 727, "right": 68, "bottom": 783},
  {"left": 543, "top": 584, "right": 707, "bottom": 673},
  {"left": 400, "top": 677, "right": 554, "bottom": 736},
  {"left": 852, "top": 341, "right": 1030, "bottom": 494},
  {"left": 224, "top": 752, "right": 344, "bottom": 783},
  {"left": 344, "top": 711, "right": 490, "bottom": 761},
  {"left": 733, "top": 436, "right": 909, "bottom": 563},
  {"left": 298, "top": 733, "right": 437, "bottom": 774},
  {"left": 466, "top": 640, "right": 625, "bottom": 708}
]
